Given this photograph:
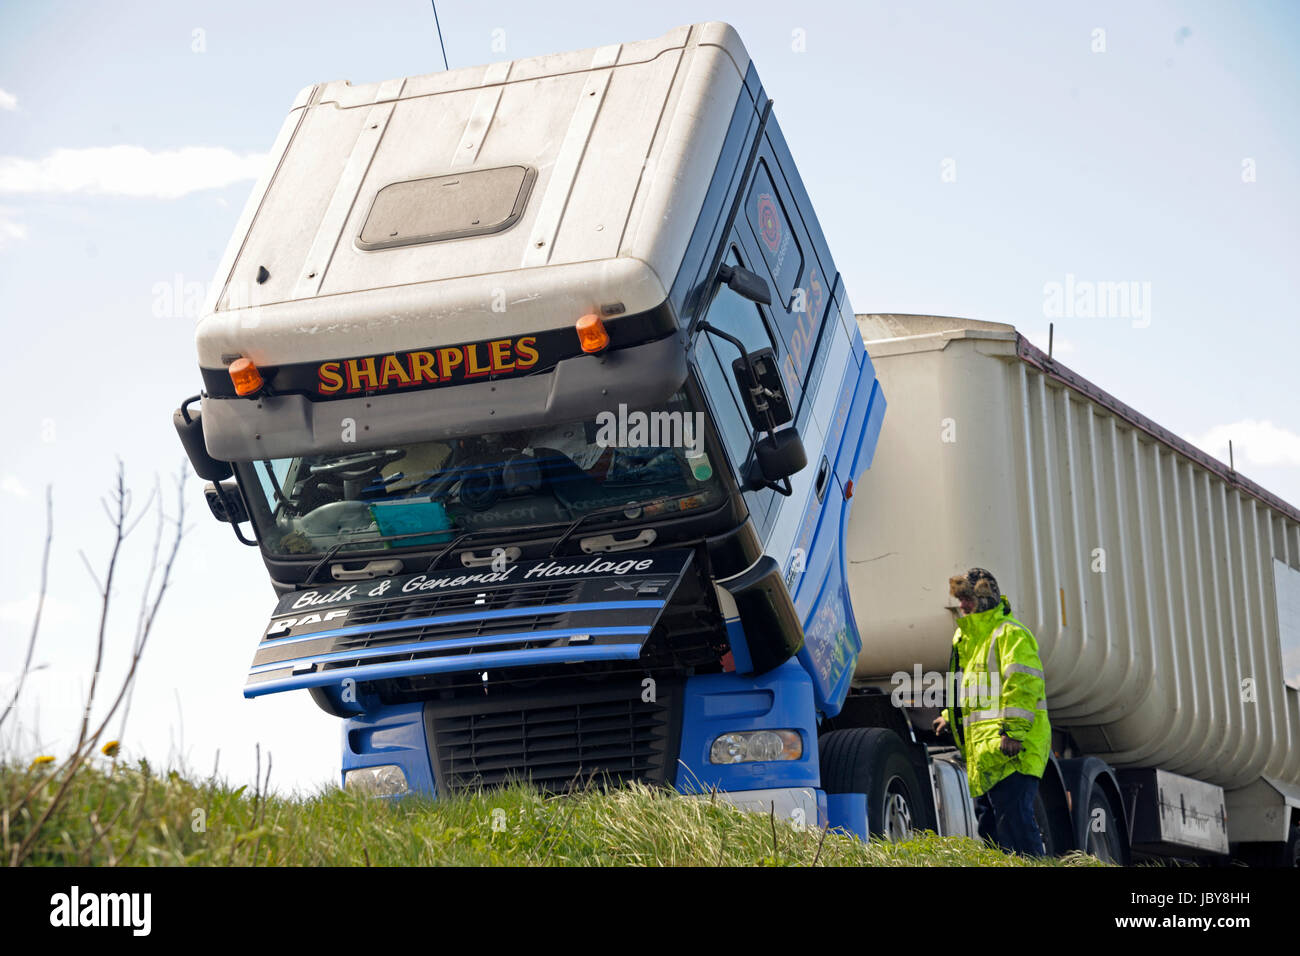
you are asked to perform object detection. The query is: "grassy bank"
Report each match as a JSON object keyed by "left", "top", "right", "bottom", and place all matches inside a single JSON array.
[{"left": 2, "top": 759, "right": 1107, "bottom": 866}]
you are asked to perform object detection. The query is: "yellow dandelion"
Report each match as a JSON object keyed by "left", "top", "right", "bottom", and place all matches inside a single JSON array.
[
  {"left": 101, "top": 740, "right": 120, "bottom": 758},
  {"left": 29, "top": 755, "right": 56, "bottom": 770}
]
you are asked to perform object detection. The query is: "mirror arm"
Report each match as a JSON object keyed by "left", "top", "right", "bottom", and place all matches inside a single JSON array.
[
  {"left": 740, "top": 464, "right": 794, "bottom": 497},
  {"left": 696, "top": 321, "right": 779, "bottom": 436},
  {"left": 689, "top": 97, "right": 775, "bottom": 335},
  {"left": 214, "top": 481, "right": 259, "bottom": 547}
]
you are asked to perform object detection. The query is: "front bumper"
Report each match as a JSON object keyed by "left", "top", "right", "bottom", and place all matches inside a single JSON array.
[{"left": 687, "top": 786, "right": 824, "bottom": 830}]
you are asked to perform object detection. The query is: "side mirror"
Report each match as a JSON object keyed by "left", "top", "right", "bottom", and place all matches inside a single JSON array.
[
  {"left": 746, "top": 428, "right": 807, "bottom": 491},
  {"left": 205, "top": 481, "right": 249, "bottom": 524},
  {"left": 731, "top": 347, "right": 793, "bottom": 431},
  {"left": 174, "top": 400, "right": 233, "bottom": 482},
  {"left": 718, "top": 263, "right": 772, "bottom": 306}
]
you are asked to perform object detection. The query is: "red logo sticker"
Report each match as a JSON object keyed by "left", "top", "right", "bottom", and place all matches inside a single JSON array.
[{"left": 757, "top": 193, "right": 781, "bottom": 252}]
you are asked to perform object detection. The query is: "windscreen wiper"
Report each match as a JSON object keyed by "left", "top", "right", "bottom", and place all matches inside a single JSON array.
[
  {"left": 422, "top": 519, "right": 571, "bottom": 571},
  {"left": 548, "top": 497, "right": 674, "bottom": 557},
  {"left": 304, "top": 542, "right": 345, "bottom": 586}
]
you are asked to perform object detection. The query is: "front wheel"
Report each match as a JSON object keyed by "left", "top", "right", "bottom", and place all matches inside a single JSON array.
[{"left": 820, "top": 728, "right": 927, "bottom": 840}]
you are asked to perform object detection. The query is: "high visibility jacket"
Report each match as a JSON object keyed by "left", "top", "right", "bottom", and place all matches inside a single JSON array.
[{"left": 940, "top": 596, "right": 1050, "bottom": 797}]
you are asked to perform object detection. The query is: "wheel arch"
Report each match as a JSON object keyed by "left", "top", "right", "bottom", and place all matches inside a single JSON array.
[
  {"left": 1058, "top": 756, "right": 1131, "bottom": 863},
  {"left": 820, "top": 695, "right": 939, "bottom": 834}
]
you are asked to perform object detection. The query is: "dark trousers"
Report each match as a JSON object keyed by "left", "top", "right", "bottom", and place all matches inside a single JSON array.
[{"left": 982, "top": 772, "right": 1045, "bottom": 857}]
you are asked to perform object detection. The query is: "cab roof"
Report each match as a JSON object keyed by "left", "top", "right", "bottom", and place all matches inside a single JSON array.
[{"left": 196, "top": 22, "right": 752, "bottom": 370}]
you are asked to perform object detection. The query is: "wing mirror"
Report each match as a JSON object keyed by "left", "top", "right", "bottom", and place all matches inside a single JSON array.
[
  {"left": 173, "top": 397, "right": 233, "bottom": 482},
  {"left": 745, "top": 428, "right": 808, "bottom": 491},
  {"left": 205, "top": 481, "right": 249, "bottom": 524},
  {"left": 696, "top": 323, "right": 808, "bottom": 497}
]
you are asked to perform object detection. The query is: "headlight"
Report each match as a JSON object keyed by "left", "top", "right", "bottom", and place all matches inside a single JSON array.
[
  {"left": 709, "top": 730, "right": 802, "bottom": 764},
  {"left": 344, "top": 764, "right": 409, "bottom": 796}
]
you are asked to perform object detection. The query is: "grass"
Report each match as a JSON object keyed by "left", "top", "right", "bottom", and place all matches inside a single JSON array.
[{"left": 2, "top": 758, "right": 1108, "bottom": 866}]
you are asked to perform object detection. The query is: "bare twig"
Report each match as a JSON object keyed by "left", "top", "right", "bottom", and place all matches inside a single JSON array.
[
  {"left": 251, "top": 750, "right": 272, "bottom": 864},
  {"left": 77, "top": 551, "right": 104, "bottom": 595},
  {"left": 9, "top": 464, "right": 188, "bottom": 866},
  {"left": 80, "top": 794, "right": 132, "bottom": 865},
  {"left": 78, "top": 463, "right": 129, "bottom": 753},
  {"left": 0, "top": 487, "right": 54, "bottom": 731},
  {"left": 812, "top": 824, "right": 830, "bottom": 866},
  {"left": 116, "top": 478, "right": 164, "bottom": 750}
]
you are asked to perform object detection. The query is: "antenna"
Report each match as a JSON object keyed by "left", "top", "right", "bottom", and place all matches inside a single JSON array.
[
  {"left": 1229, "top": 439, "right": 1235, "bottom": 472},
  {"left": 1048, "top": 322, "right": 1054, "bottom": 361},
  {"left": 430, "top": 1, "right": 450, "bottom": 71}
]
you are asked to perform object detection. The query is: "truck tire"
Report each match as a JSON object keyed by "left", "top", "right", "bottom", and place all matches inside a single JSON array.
[
  {"left": 1033, "top": 790, "right": 1058, "bottom": 856},
  {"left": 1032, "top": 765, "right": 1073, "bottom": 857},
  {"left": 820, "top": 728, "right": 924, "bottom": 841},
  {"left": 1084, "top": 787, "right": 1126, "bottom": 865}
]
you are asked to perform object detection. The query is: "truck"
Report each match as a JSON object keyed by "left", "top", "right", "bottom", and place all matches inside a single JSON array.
[{"left": 173, "top": 22, "right": 1300, "bottom": 865}]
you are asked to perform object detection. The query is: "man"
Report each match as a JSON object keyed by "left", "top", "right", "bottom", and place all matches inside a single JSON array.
[{"left": 932, "top": 568, "right": 1050, "bottom": 856}]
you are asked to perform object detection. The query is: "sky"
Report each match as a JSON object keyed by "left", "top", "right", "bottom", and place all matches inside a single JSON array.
[{"left": 0, "top": 0, "right": 1297, "bottom": 794}]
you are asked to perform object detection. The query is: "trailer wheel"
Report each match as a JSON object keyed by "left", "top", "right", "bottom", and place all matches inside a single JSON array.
[
  {"left": 1032, "top": 770, "right": 1072, "bottom": 857},
  {"left": 1085, "top": 787, "right": 1125, "bottom": 865},
  {"left": 820, "top": 728, "right": 924, "bottom": 841}
]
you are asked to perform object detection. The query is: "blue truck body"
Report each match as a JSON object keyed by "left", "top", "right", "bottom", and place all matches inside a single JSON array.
[
  {"left": 315, "top": 67, "right": 887, "bottom": 829},
  {"left": 177, "top": 25, "right": 890, "bottom": 839}
]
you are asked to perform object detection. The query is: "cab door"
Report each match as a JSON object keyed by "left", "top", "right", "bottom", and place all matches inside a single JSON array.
[
  {"left": 729, "top": 154, "right": 828, "bottom": 566},
  {"left": 691, "top": 242, "right": 785, "bottom": 537}
]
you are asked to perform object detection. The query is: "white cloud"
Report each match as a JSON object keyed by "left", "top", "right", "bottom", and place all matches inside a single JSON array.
[
  {"left": 0, "top": 592, "right": 82, "bottom": 629},
  {"left": 1187, "top": 420, "right": 1300, "bottom": 468},
  {"left": 0, "top": 208, "right": 24, "bottom": 245},
  {"left": 0, "top": 89, "right": 15, "bottom": 111},
  {"left": 1, "top": 474, "right": 28, "bottom": 497},
  {"left": 0, "top": 146, "right": 267, "bottom": 199}
]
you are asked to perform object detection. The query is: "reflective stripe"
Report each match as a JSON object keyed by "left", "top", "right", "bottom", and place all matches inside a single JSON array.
[
  {"left": 963, "top": 706, "right": 1037, "bottom": 726},
  {"left": 1005, "top": 662, "right": 1045, "bottom": 679},
  {"left": 986, "top": 634, "right": 1000, "bottom": 680},
  {"left": 1037, "top": 699, "right": 1047, "bottom": 710}
]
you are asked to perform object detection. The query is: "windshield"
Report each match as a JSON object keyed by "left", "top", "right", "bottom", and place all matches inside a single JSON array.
[{"left": 240, "top": 390, "right": 726, "bottom": 556}]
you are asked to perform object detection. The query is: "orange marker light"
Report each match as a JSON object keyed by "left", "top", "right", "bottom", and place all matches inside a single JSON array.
[
  {"left": 576, "top": 313, "right": 609, "bottom": 354},
  {"left": 229, "top": 357, "right": 264, "bottom": 396}
]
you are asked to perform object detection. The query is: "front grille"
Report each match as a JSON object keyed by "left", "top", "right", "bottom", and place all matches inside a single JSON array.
[
  {"left": 424, "top": 677, "right": 682, "bottom": 794},
  {"left": 330, "top": 612, "right": 565, "bottom": 653},
  {"left": 345, "top": 580, "right": 581, "bottom": 627}
]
